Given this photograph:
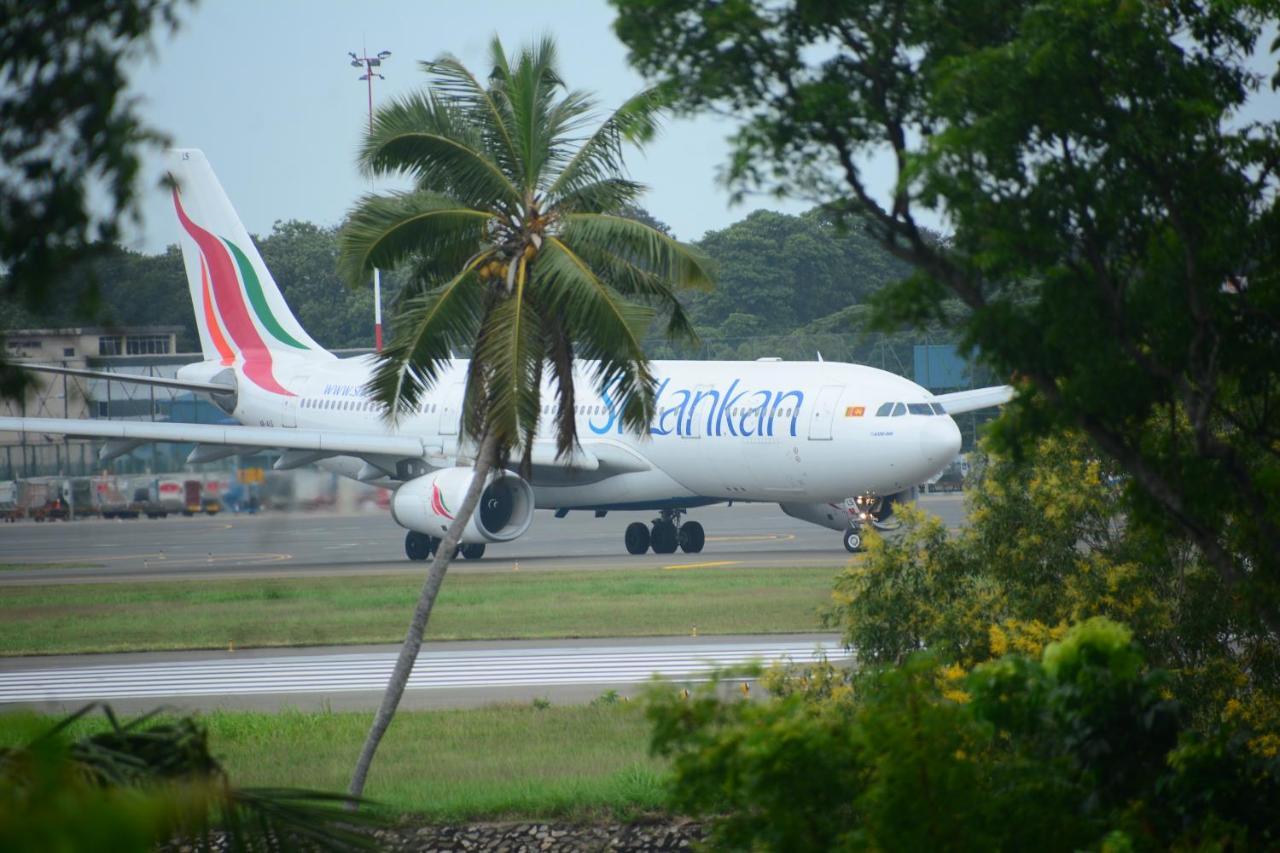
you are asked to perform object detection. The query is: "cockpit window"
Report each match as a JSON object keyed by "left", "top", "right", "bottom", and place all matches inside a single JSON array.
[
  {"left": 907, "top": 403, "right": 933, "bottom": 415},
  {"left": 931, "top": 403, "right": 947, "bottom": 415},
  {"left": 891, "top": 402, "right": 906, "bottom": 417},
  {"left": 875, "top": 402, "right": 894, "bottom": 417}
]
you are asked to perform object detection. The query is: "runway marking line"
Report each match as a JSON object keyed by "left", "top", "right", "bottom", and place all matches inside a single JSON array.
[
  {"left": 663, "top": 560, "right": 741, "bottom": 571},
  {"left": 705, "top": 534, "right": 796, "bottom": 543}
]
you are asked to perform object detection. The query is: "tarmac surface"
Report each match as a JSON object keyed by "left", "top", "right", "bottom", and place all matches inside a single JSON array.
[
  {"left": 0, "top": 492, "right": 966, "bottom": 585},
  {"left": 0, "top": 493, "right": 964, "bottom": 711}
]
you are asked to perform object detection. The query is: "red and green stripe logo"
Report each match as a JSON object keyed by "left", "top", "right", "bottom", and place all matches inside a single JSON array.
[
  {"left": 430, "top": 483, "right": 454, "bottom": 520},
  {"left": 174, "top": 189, "right": 305, "bottom": 395}
]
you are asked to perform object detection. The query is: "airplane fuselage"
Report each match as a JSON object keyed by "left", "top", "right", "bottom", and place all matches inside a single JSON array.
[{"left": 190, "top": 352, "right": 961, "bottom": 511}]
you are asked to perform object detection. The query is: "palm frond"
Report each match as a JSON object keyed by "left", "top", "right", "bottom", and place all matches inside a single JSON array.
[
  {"left": 552, "top": 177, "right": 647, "bottom": 216},
  {"left": 570, "top": 241, "right": 701, "bottom": 346},
  {"left": 560, "top": 212, "right": 715, "bottom": 291},
  {"left": 546, "top": 89, "right": 666, "bottom": 204},
  {"left": 367, "top": 259, "right": 489, "bottom": 419},
  {"left": 489, "top": 35, "right": 567, "bottom": 192},
  {"left": 419, "top": 55, "right": 521, "bottom": 183},
  {"left": 0, "top": 704, "right": 377, "bottom": 852},
  {"left": 337, "top": 191, "right": 490, "bottom": 287},
  {"left": 360, "top": 92, "right": 521, "bottom": 210},
  {"left": 537, "top": 237, "right": 659, "bottom": 437},
  {"left": 469, "top": 256, "right": 542, "bottom": 458}
]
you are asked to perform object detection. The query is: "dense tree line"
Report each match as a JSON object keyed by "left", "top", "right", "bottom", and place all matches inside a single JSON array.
[{"left": 2, "top": 206, "right": 920, "bottom": 356}]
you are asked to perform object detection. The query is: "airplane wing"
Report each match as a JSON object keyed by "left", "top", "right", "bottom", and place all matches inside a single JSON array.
[
  {"left": 20, "top": 363, "right": 232, "bottom": 394},
  {"left": 0, "top": 416, "right": 622, "bottom": 477},
  {"left": 0, "top": 416, "right": 430, "bottom": 477},
  {"left": 933, "top": 385, "right": 1015, "bottom": 414}
]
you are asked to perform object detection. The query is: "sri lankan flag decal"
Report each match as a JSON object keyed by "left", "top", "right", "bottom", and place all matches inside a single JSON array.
[{"left": 845, "top": 406, "right": 865, "bottom": 417}]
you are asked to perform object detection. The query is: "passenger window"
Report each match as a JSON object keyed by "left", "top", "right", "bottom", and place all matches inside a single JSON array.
[
  {"left": 908, "top": 403, "right": 932, "bottom": 415},
  {"left": 892, "top": 402, "right": 906, "bottom": 417},
  {"left": 875, "top": 402, "right": 893, "bottom": 417}
]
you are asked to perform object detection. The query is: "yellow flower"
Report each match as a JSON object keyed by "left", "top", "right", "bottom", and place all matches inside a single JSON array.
[{"left": 989, "top": 624, "right": 1009, "bottom": 657}]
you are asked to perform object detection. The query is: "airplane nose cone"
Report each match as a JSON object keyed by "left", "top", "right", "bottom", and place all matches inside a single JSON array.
[{"left": 920, "top": 417, "right": 962, "bottom": 465}]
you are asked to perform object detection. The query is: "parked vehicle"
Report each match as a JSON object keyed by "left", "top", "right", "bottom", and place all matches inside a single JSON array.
[
  {"left": 128, "top": 480, "right": 168, "bottom": 519},
  {"left": 182, "top": 479, "right": 204, "bottom": 516},
  {"left": 0, "top": 479, "right": 66, "bottom": 521}
]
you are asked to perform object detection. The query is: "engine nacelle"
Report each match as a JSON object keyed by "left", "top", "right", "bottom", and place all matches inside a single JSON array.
[{"left": 391, "top": 468, "right": 534, "bottom": 544}]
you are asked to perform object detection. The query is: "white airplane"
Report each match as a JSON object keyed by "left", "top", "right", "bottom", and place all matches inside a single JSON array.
[{"left": 2, "top": 150, "right": 1012, "bottom": 559}]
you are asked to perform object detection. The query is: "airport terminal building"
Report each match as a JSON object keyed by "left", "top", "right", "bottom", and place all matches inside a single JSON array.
[{"left": 1, "top": 326, "right": 213, "bottom": 478}]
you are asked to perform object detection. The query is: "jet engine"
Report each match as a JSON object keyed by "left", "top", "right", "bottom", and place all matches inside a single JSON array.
[{"left": 391, "top": 468, "right": 534, "bottom": 544}]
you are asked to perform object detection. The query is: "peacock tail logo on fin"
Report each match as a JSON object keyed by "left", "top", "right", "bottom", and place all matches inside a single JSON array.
[{"left": 173, "top": 188, "right": 298, "bottom": 395}]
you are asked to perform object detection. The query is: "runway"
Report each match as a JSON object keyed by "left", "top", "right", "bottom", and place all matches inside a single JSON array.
[
  {"left": 0, "top": 493, "right": 967, "bottom": 585},
  {"left": 0, "top": 634, "right": 847, "bottom": 713}
]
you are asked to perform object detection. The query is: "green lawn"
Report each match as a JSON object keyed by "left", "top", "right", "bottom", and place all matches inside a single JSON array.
[
  {"left": 0, "top": 702, "right": 668, "bottom": 821},
  {"left": 0, "top": 566, "right": 837, "bottom": 655}
]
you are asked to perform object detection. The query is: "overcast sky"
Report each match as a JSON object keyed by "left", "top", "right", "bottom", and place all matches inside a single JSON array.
[
  {"left": 122, "top": 0, "right": 817, "bottom": 253},
  {"left": 122, "top": 2, "right": 1277, "bottom": 255}
]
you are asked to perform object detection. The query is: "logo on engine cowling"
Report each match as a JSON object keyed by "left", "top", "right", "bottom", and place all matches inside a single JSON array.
[{"left": 430, "top": 483, "right": 454, "bottom": 520}]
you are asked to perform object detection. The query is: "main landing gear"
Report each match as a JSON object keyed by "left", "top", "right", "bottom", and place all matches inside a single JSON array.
[
  {"left": 404, "top": 531, "right": 486, "bottom": 562},
  {"left": 624, "top": 509, "right": 705, "bottom": 555},
  {"left": 843, "top": 525, "right": 863, "bottom": 553}
]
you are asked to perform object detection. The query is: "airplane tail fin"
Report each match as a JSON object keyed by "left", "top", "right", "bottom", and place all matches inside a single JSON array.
[{"left": 167, "top": 149, "right": 331, "bottom": 372}]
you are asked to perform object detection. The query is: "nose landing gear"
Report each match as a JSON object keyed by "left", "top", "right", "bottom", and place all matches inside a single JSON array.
[{"left": 624, "top": 509, "right": 704, "bottom": 555}]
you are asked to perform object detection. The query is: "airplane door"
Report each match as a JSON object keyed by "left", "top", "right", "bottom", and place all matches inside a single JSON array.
[
  {"left": 439, "top": 382, "right": 465, "bottom": 435},
  {"left": 282, "top": 376, "right": 308, "bottom": 428},
  {"left": 808, "top": 385, "right": 843, "bottom": 440}
]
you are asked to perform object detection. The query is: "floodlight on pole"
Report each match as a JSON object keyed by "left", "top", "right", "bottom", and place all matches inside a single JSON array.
[{"left": 349, "top": 48, "right": 391, "bottom": 351}]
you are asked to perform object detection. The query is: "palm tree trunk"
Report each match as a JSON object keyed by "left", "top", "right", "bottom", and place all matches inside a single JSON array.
[{"left": 348, "top": 428, "right": 501, "bottom": 801}]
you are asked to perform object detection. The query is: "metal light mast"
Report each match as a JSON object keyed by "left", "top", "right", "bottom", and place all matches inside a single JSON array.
[{"left": 348, "top": 49, "right": 391, "bottom": 351}]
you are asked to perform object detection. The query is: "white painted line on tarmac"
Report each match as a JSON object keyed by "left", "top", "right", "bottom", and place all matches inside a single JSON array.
[{"left": 0, "top": 640, "right": 851, "bottom": 703}]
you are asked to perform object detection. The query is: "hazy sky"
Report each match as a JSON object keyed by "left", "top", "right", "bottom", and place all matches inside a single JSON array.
[
  {"left": 122, "top": 0, "right": 814, "bottom": 253},
  {"left": 123, "top": 3, "right": 1276, "bottom": 255}
]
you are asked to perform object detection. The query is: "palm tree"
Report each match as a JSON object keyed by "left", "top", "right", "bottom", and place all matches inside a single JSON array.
[
  {"left": 1, "top": 703, "right": 376, "bottom": 852},
  {"left": 337, "top": 37, "right": 713, "bottom": 799}
]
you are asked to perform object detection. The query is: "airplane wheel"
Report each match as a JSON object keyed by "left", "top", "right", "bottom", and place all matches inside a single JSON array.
[
  {"left": 460, "top": 543, "right": 486, "bottom": 560},
  {"left": 624, "top": 522, "right": 650, "bottom": 555},
  {"left": 843, "top": 528, "right": 863, "bottom": 553},
  {"left": 651, "top": 520, "right": 678, "bottom": 554},
  {"left": 678, "top": 521, "right": 705, "bottom": 554},
  {"left": 405, "top": 531, "right": 433, "bottom": 561}
]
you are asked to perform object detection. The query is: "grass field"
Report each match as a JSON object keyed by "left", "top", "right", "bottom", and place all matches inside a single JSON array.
[
  {"left": 0, "top": 701, "right": 668, "bottom": 821},
  {"left": 0, "top": 563, "right": 91, "bottom": 572},
  {"left": 0, "top": 566, "right": 838, "bottom": 656}
]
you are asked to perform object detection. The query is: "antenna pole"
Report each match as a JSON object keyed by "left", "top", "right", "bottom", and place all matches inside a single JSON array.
[{"left": 349, "top": 49, "right": 391, "bottom": 351}]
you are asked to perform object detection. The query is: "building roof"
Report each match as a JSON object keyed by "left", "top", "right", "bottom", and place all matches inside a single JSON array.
[{"left": 3, "top": 326, "right": 184, "bottom": 336}]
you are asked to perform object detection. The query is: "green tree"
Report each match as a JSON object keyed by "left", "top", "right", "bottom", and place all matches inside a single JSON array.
[
  {"left": 690, "top": 209, "right": 912, "bottom": 333},
  {"left": 337, "top": 37, "right": 712, "bottom": 799},
  {"left": 258, "top": 220, "right": 393, "bottom": 350},
  {"left": 613, "top": 0, "right": 1280, "bottom": 630},
  {"left": 1, "top": 0, "right": 189, "bottom": 397},
  {"left": 831, "top": 432, "right": 1278, "bottom": 724},
  {"left": 649, "top": 619, "right": 1280, "bottom": 851}
]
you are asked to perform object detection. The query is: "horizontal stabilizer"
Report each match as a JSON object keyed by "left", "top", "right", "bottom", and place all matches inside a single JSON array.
[
  {"left": 20, "top": 363, "right": 233, "bottom": 395},
  {"left": 933, "top": 385, "right": 1015, "bottom": 415}
]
